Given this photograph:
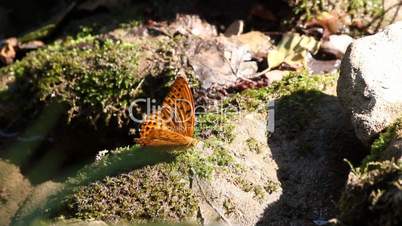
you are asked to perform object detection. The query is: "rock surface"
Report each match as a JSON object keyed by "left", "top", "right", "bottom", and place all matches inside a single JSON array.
[
  {"left": 337, "top": 22, "right": 402, "bottom": 146},
  {"left": 12, "top": 180, "right": 64, "bottom": 226},
  {"left": 0, "top": 160, "right": 32, "bottom": 226}
]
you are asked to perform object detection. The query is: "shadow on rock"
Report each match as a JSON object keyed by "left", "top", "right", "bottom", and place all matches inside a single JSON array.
[{"left": 258, "top": 90, "right": 367, "bottom": 226}]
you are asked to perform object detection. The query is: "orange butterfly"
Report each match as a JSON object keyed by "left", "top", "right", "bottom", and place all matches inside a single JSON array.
[{"left": 135, "top": 76, "right": 198, "bottom": 147}]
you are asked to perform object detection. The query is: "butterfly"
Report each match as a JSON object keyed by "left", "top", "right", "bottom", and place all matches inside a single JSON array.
[{"left": 135, "top": 76, "right": 198, "bottom": 147}]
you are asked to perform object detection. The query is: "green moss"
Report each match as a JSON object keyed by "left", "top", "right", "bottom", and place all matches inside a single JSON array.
[
  {"left": 268, "top": 71, "right": 337, "bottom": 97},
  {"left": 223, "top": 71, "right": 336, "bottom": 140},
  {"left": 195, "top": 112, "right": 235, "bottom": 143},
  {"left": 224, "top": 71, "right": 337, "bottom": 113},
  {"left": 348, "top": 0, "right": 383, "bottom": 17},
  {"left": 1, "top": 34, "right": 150, "bottom": 126},
  {"left": 175, "top": 141, "right": 238, "bottom": 180},
  {"left": 223, "top": 198, "right": 236, "bottom": 215},
  {"left": 264, "top": 179, "right": 280, "bottom": 194},
  {"left": 68, "top": 163, "right": 197, "bottom": 223},
  {"left": 363, "top": 118, "right": 402, "bottom": 166},
  {"left": 288, "top": 0, "right": 383, "bottom": 21},
  {"left": 234, "top": 177, "right": 279, "bottom": 200},
  {"left": 175, "top": 149, "right": 214, "bottom": 179},
  {"left": 246, "top": 138, "right": 263, "bottom": 154},
  {"left": 338, "top": 159, "right": 402, "bottom": 226},
  {"left": 253, "top": 185, "right": 266, "bottom": 201},
  {"left": 207, "top": 144, "right": 234, "bottom": 167},
  {"left": 19, "top": 24, "right": 56, "bottom": 43},
  {"left": 61, "top": 141, "right": 241, "bottom": 222},
  {"left": 234, "top": 177, "right": 254, "bottom": 193}
]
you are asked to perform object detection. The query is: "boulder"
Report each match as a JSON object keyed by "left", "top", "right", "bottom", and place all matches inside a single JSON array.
[
  {"left": 12, "top": 180, "right": 64, "bottom": 226},
  {"left": 0, "top": 160, "right": 32, "bottom": 226},
  {"left": 337, "top": 22, "right": 402, "bottom": 146}
]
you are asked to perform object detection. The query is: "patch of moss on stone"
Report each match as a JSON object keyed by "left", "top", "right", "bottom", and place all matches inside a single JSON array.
[
  {"left": 288, "top": 0, "right": 383, "bottom": 22},
  {"left": 19, "top": 24, "right": 57, "bottom": 43},
  {"left": 234, "top": 176, "right": 278, "bottom": 200},
  {"left": 195, "top": 112, "right": 235, "bottom": 143},
  {"left": 1, "top": 35, "right": 144, "bottom": 126},
  {"left": 234, "top": 177, "right": 254, "bottom": 192},
  {"left": 268, "top": 71, "right": 337, "bottom": 98},
  {"left": 338, "top": 159, "right": 402, "bottom": 226},
  {"left": 253, "top": 185, "right": 267, "bottom": 201},
  {"left": 59, "top": 141, "right": 243, "bottom": 223},
  {"left": 223, "top": 71, "right": 337, "bottom": 113},
  {"left": 174, "top": 149, "right": 214, "bottom": 179},
  {"left": 246, "top": 137, "right": 263, "bottom": 154},
  {"left": 363, "top": 118, "right": 402, "bottom": 166},
  {"left": 223, "top": 198, "right": 236, "bottom": 216},
  {"left": 174, "top": 141, "right": 239, "bottom": 180},
  {"left": 264, "top": 179, "right": 280, "bottom": 194},
  {"left": 68, "top": 163, "right": 197, "bottom": 223},
  {"left": 1, "top": 29, "right": 185, "bottom": 127}
]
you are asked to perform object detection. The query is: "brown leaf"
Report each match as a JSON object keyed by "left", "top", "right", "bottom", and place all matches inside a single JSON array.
[{"left": 0, "top": 38, "right": 18, "bottom": 65}]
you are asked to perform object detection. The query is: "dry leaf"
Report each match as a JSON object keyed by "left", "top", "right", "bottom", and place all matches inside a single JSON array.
[
  {"left": 0, "top": 38, "right": 18, "bottom": 65},
  {"left": 187, "top": 38, "right": 258, "bottom": 89},
  {"left": 267, "top": 33, "right": 320, "bottom": 70},
  {"left": 235, "top": 31, "right": 272, "bottom": 57}
]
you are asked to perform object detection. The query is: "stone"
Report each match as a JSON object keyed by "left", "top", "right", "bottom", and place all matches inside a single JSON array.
[
  {"left": 0, "top": 160, "right": 32, "bottom": 226},
  {"left": 337, "top": 22, "right": 402, "bottom": 145},
  {"left": 12, "top": 180, "right": 64, "bottom": 226}
]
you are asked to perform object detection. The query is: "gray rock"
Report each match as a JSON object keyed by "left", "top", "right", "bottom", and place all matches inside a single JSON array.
[
  {"left": 12, "top": 180, "right": 64, "bottom": 226},
  {"left": 0, "top": 160, "right": 32, "bottom": 226},
  {"left": 337, "top": 22, "right": 402, "bottom": 145}
]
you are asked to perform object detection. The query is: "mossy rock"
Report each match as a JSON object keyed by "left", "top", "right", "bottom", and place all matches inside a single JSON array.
[
  {"left": 364, "top": 117, "right": 402, "bottom": 165},
  {"left": 338, "top": 159, "right": 402, "bottom": 226},
  {"left": 12, "top": 181, "right": 64, "bottom": 226},
  {"left": 0, "top": 160, "right": 32, "bottom": 226},
  {"left": 68, "top": 163, "right": 198, "bottom": 223},
  {"left": 337, "top": 118, "right": 402, "bottom": 226},
  {"left": 13, "top": 70, "right": 340, "bottom": 225},
  {"left": 0, "top": 33, "right": 178, "bottom": 127}
]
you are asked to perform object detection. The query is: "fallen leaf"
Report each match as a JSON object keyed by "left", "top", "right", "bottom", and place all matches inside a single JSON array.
[
  {"left": 169, "top": 14, "right": 218, "bottom": 38},
  {"left": 187, "top": 37, "right": 258, "bottom": 89},
  {"left": 305, "top": 11, "right": 345, "bottom": 39},
  {"left": 267, "top": 33, "right": 320, "bottom": 70},
  {"left": 18, "top": 40, "right": 45, "bottom": 50},
  {"left": 0, "top": 38, "right": 18, "bottom": 65},
  {"left": 235, "top": 31, "right": 272, "bottom": 57}
]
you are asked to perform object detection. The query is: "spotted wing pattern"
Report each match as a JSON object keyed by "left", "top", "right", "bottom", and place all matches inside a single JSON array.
[{"left": 136, "top": 76, "right": 196, "bottom": 146}]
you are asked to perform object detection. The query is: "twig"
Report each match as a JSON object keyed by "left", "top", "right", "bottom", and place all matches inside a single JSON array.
[
  {"left": 132, "top": 78, "right": 145, "bottom": 96},
  {"left": 252, "top": 67, "right": 271, "bottom": 78}
]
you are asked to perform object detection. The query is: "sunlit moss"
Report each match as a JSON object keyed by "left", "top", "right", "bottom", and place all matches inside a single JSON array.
[
  {"left": 0, "top": 32, "right": 183, "bottom": 127},
  {"left": 363, "top": 118, "right": 402, "bottom": 166},
  {"left": 246, "top": 138, "right": 263, "bottom": 154},
  {"left": 223, "top": 71, "right": 337, "bottom": 113},
  {"left": 195, "top": 112, "right": 236, "bottom": 143},
  {"left": 69, "top": 163, "right": 197, "bottom": 222}
]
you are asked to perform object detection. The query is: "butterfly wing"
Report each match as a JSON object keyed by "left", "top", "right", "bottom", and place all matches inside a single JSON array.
[
  {"left": 136, "top": 77, "right": 196, "bottom": 147},
  {"left": 160, "top": 77, "right": 195, "bottom": 137},
  {"left": 136, "top": 128, "right": 196, "bottom": 146}
]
